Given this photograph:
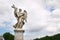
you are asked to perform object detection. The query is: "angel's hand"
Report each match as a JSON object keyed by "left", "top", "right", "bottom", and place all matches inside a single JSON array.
[{"left": 11, "top": 4, "right": 15, "bottom": 8}]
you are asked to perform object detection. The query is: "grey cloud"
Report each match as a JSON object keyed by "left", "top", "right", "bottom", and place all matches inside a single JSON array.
[{"left": 28, "top": 27, "right": 43, "bottom": 33}]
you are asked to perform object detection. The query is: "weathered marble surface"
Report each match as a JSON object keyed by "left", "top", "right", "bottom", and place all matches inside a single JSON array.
[{"left": 14, "top": 29, "right": 25, "bottom": 40}]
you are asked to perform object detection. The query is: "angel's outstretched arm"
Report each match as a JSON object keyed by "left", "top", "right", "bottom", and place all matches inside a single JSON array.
[{"left": 12, "top": 4, "right": 18, "bottom": 18}]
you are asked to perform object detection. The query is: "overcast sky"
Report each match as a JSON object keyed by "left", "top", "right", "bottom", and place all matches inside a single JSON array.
[{"left": 0, "top": 0, "right": 60, "bottom": 40}]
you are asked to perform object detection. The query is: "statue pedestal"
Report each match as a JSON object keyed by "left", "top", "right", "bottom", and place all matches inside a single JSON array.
[{"left": 14, "top": 29, "right": 25, "bottom": 40}]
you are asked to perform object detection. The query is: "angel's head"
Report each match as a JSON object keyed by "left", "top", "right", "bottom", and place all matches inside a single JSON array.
[
  {"left": 24, "top": 10, "right": 27, "bottom": 13},
  {"left": 19, "top": 9, "right": 22, "bottom": 12}
]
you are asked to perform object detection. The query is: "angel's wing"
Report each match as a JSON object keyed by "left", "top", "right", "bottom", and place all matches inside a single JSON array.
[{"left": 23, "top": 10, "right": 27, "bottom": 22}]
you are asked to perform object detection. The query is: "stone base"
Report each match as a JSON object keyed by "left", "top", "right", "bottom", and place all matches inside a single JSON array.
[{"left": 14, "top": 29, "right": 25, "bottom": 40}]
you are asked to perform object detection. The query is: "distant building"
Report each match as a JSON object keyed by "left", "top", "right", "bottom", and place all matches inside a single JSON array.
[{"left": 0, "top": 36, "right": 3, "bottom": 40}]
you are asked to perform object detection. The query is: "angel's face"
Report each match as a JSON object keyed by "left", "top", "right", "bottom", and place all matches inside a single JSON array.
[
  {"left": 24, "top": 10, "right": 27, "bottom": 13},
  {"left": 19, "top": 9, "right": 22, "bottom": 12}
]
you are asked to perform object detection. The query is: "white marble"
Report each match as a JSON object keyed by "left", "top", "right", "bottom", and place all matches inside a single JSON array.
[{"left": 14, "top": 29, "right": 25, "bottom": 40}]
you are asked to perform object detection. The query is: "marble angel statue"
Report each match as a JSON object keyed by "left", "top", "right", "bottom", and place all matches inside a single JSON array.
[{"left": 11, "top": 4, "right": 27, "bottom": 29}]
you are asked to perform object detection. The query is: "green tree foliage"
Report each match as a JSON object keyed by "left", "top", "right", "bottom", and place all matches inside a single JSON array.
[
  {"left": 34, "top": 34, "right": 60, "bottom": 40},
  {"left": 34, "top": 38, "right": 40, "bottom": 40},
  {"left": 3, "top": 32, "right": 14, "bottom": 40}
]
